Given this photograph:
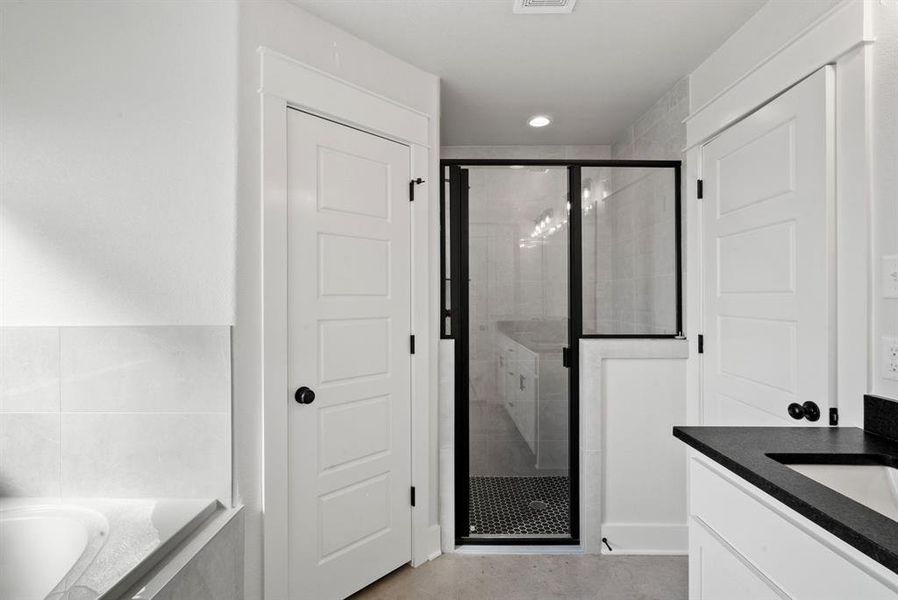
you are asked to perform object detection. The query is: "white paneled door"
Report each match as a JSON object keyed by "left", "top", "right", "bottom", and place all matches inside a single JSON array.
[
  {"left": 701, "top": 66, "right": 834, "bottom": 426},
  {"left": 286, "top": 108, "right": 412, "bottom": 599}
]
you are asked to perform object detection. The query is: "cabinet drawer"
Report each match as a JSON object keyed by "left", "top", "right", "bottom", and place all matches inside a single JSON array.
[
  {"left": 690, "top": 458, "right": 898, "bottom": 599},
  {"left": 689, "top": 517, "right": 784, "bottom": 600},
  {"left": 499, "top": 335, "right": 517, "bottom": 357},
  {"left": 517, "top": 347, "right": 537, "bottom": 377}
]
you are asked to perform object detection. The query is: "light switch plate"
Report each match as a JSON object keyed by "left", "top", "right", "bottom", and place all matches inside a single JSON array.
[
  {"left": 883, "top": 255, "right": 898, "bottom": 298},
  {"left": 885, "top": 336, "right": 898, "bottom": 382}
]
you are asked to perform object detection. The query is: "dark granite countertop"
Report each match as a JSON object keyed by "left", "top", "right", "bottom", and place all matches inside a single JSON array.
[{"left": 674, "top": 425, "right": 898, "bottom": 575}]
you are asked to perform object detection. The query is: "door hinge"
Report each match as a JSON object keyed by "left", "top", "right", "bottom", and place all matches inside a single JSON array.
[
  {"left": 697, "top": 334, "right": 704, "bottom": 354},
  {"left": 829, "top": 407, "right": 839, "bottom": 427},
  {"left": 562, "top": 347, "right": 571, "bottom": 368},
  {"left": 410, "top": 486, "right": 416, "bottom": 507},
  {"left": 410, "top": 334, "right": 416, "bottom": 355},
  {"left": 697, "top": 179, "right": 703, "bottom": 199},
  {"left": 409, "top": 177, "right": 425, "bottom": 202}
]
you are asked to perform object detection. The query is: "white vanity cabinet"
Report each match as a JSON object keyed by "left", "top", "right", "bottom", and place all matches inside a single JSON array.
[
  {"left": 689, "top": 456, "right": 898, "bottom": 600},
  {"left": 497, "top": 333, "right": 537, "bottom": 453},
  {"left": 495, "top": 330, "right": 569, "bottom": 470}
]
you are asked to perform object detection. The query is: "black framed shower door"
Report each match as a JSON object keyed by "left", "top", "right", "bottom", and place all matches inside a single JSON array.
[{"left": 442, "top": 159, "right": 683, "bottom": 547}]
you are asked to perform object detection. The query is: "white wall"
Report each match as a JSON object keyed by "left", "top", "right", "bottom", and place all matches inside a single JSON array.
[
  {"left": 236, "top": 4, "right": 440, "bottom": 598},
  {"left": 0, "top": 1, "right": 238, "bottom": 326},
  {"left": 442, "top": 145, "right": 611, "bottom": 162},
  {"left": 689, "top": 0, "right": 840, "bottom": 111},
  {"left": 872, "top": 1, "right": 898, "bottom": 400},
  {"left": 0, "top": 0, "right": 235, "bottom": 540}
]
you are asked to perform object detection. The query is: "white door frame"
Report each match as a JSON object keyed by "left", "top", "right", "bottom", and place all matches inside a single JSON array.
[
  {"left": 684, "top": 0, "right": 875, "bottom": 428},
  {"left": 258, "top": 47, "right": 439, "bottom": 599}
]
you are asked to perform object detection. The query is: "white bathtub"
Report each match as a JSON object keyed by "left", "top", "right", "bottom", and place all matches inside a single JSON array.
[
  {"left": 0, "top": 504, "right": 108, "bottom": 600},
  {"left": 0, "top": 498, "right": 216, "bottom": 600}
]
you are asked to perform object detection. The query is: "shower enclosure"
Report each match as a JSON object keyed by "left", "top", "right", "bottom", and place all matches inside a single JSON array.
[{"left": 442, "top": 159, "right": 681, "bottom": 545}]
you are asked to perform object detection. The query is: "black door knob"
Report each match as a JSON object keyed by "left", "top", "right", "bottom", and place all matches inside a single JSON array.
[
  {"left": 802, "top": 401, "right": 820, "bottom": 422},
  {"left": 787, "top": 401, "right": 820, "bottom": 422},
  {"left": 294, "top": 386, "right": 316, "bottom": 405}
]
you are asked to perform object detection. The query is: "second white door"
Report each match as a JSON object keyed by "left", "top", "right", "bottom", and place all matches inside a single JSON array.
[
  {"left": 286, "top": 108, "right": 412, "bottom": 599},
  {"left": 700, "top": 66, "right": 835, "bottom": 426}
]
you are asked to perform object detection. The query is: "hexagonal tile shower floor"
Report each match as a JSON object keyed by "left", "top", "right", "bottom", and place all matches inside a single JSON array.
[{"left": 469, "top": 476, "right": 569, "bottom": 536}]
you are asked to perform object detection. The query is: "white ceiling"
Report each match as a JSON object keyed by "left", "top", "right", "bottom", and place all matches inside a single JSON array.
[{"left": 293, "top": 0, "right": 765, "bottom": 146}]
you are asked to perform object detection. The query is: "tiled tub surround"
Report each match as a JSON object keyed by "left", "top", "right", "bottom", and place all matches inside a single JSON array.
[
  {"left": 0, "top": 496, "right": 217, "bottom": 600},
  {"left": 125, "top": 507, "right": 244, "bottom": 600},
  {"left": 0, "top": 326, "right": 231, "bottom": 502}
]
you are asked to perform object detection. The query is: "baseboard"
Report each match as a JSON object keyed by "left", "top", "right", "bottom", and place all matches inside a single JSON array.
[
  {"left": 427, "top": 524, "right": 442, "bottom": 560},
  {"left": 600, "top": 523, "right": 687, "bottom": 555},
  {"left": 413, "top": 524, "right": 442, "bottom": 566}
]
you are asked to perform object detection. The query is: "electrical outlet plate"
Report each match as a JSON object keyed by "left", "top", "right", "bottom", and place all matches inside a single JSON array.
[
  {"left": 884, "top": 336, "right": 898, "bottom": 382},
  {"left": 883, "top": 255, "right": 898, "bottom": 298}
]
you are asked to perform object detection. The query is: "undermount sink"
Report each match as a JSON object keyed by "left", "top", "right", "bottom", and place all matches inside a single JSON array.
[{"left": 777, "top": 459, "right": 898, "bottom": 522}]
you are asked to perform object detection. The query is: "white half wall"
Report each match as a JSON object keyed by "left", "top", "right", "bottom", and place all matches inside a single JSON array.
[
  {"left": 580, "top": 339, "right": 689, "bottom": 555},
  {"left": 0, "top": 1, "right": 238, "bottom": 326}
]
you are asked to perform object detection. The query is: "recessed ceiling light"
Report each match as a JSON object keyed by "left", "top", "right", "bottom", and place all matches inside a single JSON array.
[{"left": 528, "top": 115, "right": 551, "bottom": 128}]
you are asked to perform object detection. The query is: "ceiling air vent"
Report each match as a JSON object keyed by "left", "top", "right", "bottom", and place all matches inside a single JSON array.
[{"left": 512, "top": 0, "right": 577, "bottom": 15}]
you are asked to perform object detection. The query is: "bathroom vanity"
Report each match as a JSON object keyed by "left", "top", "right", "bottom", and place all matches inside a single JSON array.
[
  {"left": 495, "top": 320, "right": 568, "bottom": 470},
  {"left": 674, "top": 396, "right": 898, "bottom": 599}
]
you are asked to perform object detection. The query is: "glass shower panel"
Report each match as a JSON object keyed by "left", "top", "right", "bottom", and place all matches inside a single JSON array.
[
  {"left": 465, "top": 165, "right": 570, "bottom": 538},
  {"left": 581, "top": 166, "right": 679, "bottom": 335}
]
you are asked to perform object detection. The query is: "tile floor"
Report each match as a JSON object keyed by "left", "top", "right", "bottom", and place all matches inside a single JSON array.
[
  {"left": 349, "top": 553, "right": 688, "bottom": 600},
  {"left": 469, "top": 476, "right": 569, "bottom": 535},
  {"left": 468, "top": 395, "right": 570, "bottom": 537}
]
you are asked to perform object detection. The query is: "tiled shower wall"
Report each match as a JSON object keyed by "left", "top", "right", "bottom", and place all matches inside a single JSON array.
[
  {"left": 444, "top": 147, "right": 609, "bottom": 404},
  {"left": 587, "top": 77, "right": 688, "bottom": 334},
  {"left": 467, "top": 166, "right": 569, "bottom": 403},
  {"left": 0, "top": 326, "right": 231, "bottom": 502}
]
